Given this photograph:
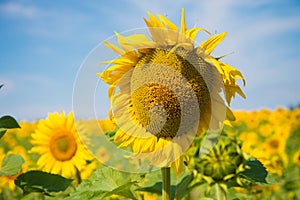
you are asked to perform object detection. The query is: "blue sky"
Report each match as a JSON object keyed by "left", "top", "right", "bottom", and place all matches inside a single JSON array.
[{"left": 0, "top": 0, "right": 300, "bottom": 121}]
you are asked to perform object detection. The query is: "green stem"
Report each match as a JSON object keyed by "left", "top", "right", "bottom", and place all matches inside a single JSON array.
[
  {"left": 75, "top": 167, "right": 82, "bottom": 184},
  {"left": 161, "top": 167, "right": 171, "bottom": 200},
  {"left": 215, "top": 184, "right": 226, "bottom": 200}
]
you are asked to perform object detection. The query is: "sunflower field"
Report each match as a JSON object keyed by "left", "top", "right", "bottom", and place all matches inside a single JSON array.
[
  {"left": 0, "top": 107, "right": 299, "bottom": 200},
  {"left": 1, "top": 7, "right": 300, "bottom": 200}
]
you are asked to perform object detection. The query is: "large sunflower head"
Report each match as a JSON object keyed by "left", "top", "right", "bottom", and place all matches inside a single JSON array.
[
  {"left": 98, "top": 9, "right": 245, "bottom": 173},
  {"left": 30, "top": 111, "right": 96, "bottom": 178}
]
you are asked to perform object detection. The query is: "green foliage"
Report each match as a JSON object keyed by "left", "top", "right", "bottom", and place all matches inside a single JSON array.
[
  {"left": 0, "top": 116, "right": 20, "bottom": 139},
  {"left": 136, "top": 168, "right": 193, "bottom": 200},
  {"left": 15, "top": 170, "right": 73, "bottom": 196},
  {"left": 0, "top": 116, "right": 20, "bottom": 129},
  {"left": 241, "top": 158, "right": 268, "bottom": 184},
  {"left": 66, "top": 167, "right": 143, "bottom": 200},
  {"left": 0, "top": 154, "right": 24, "bottom": 176}
]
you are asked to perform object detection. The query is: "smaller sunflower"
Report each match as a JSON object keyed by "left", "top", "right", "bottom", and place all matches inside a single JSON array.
[
  {"left": 293, "top": 150, "right": 300, "bottom": 167},
  {"left": 30, "top": 111, "right": 95, "bottom": 178}
]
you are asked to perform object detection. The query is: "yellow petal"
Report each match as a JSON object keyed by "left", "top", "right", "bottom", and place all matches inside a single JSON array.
[
  {"left": 200, "top": 32, "right": 227, "bottom": 55},
  {"left": 226, "top": 106, "right": 236, "bottom": 121},
  {"left": 179, "top": 8, "right": 186, "bottom": 40},
  {"left": 144, "top": 12, "right": 167, "bottom": 44},
  {"left": 101, "top": 57, "right": 135, "bottom": 65},
  {"left": 103, "top": 41, "right": 125, "bottom": 55},
  {"left": 108, "top": 85, "right": 117, "bottom": 102},
  {"left": 157, "top": 14, "right": 178, "bottom": 31},
  {"left": 115, "top": 31, "right": 135, "bottom": 52},
  {"left": 185, "top": 27, "right": 210, "bottom": 42},
  {"left": 224, "top": 83, "right": 246, "bottom": 105},
  {"left": 122, "top": 34, "right": 156, "bottom": 49}
]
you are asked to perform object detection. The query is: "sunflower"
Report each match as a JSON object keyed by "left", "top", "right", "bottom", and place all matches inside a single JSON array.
[
  {"left": 30, "top": 111, "right": 95, "bottom": 178},
  {"left": 98, "top": 9, "right": 245, "bottom": 173},
  {"left": 292, "top": 150, "right": 300, "bottom": 167}
]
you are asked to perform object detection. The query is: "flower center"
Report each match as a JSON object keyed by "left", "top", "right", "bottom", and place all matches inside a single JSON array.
[
  {"left": 130, "top": 47, "right": 213, "bottom": 138},
  {"left": 269, "top": 139, "right": 279, "bottom": 149},
  {"left": 50, "top": 132, "right": 77, "bottom": 161}
]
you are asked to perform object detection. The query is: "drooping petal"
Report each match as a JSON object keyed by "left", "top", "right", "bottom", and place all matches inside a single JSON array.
[
  {"left": 185, "top": 27, "right": 210, "bottom": 43},
  {"left": 122, "top": 34, "right": 156, "bottom": 49},
  {"left": 103, "top": 41, "right": 125, "bottom": 55},
  {"left": 115, "top": 31, "right": 135, "bottom": 52}
]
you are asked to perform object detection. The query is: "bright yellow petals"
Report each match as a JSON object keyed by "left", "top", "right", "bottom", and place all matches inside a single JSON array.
[
  {"left": 208, "top": 59, "right": 246, "bottom": 105},
  {"left": 200, "top": 32, "right": 227, "bottom": 55},
  {"left": 157, "top": 14, "right": 178, "bottom": 31},
  {"left": 186, "top": 28, "right": 210, "bottom": 43},
  {"left": 179, "top": 8, "right": 186, "bottom": 43},
  {"left": 30, "top": 111, "right": 95, "bottom": 178},
  {"left": 99, "top": 9, "right": 245, "bottom": 174},
  {"left": 293, "top": 150, "right": 300, "bottom": 167}
]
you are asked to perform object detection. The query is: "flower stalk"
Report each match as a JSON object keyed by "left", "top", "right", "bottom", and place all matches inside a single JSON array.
[{"left": 161, "top": 167, "right": 171, "bottom": 200}]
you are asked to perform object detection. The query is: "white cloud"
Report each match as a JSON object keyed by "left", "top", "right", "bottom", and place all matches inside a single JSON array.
[
  {"left": 0, "top": 2, "right": 90, "bottom": 39},
  {"left": 0, "top": 2, "right": 38, "bottom": 19}
]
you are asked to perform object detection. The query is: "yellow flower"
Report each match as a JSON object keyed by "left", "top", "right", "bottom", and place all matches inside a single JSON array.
[
  {"left": 140, "top": 192, "right": 158, "bottom": 200},
  {"left": 293, "top": 150, "right": 300, "bottom": 167},
  {"left": 30, "top": 111, "right": 95, "bottom": 178},
  {"left": 18, "top": 121, "right": 37, "bottom": 139},
  {"left": 239, "top": 131, "right": 260, "bottom": 153},
  {"left": 259, "top": 123, "right": 273, "bottom": 138},
  {"left": 98, "top": 9, "right": 245, "bottom": 173},
  {"left": 264, "top": 135, "right": 286, "bottom": 155},
  {"left": 99, "top": 119, "right": 117, "bottom": 133}
]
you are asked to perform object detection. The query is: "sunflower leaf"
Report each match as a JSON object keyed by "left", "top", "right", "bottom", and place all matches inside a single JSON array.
[
  {"left": 0, "top": 154, "right": 24, "bottom": 176},
  {"left": 66, "top": 167, "right": 143, "bottom": 200},
  {"left": 136, "top": 169, "right": 193, "bottom": 199},
  {"left": 15, "top": 170, "right": 73, "bottom": 195},
  {"left": 174, "top": 174, "right": 194, "bottom": 199},
  {"left": 0, "top": 115, "right": 20, "bottom": 129},
  {"left": 240, "top": 158, "right": 268, "bottom": 184}
]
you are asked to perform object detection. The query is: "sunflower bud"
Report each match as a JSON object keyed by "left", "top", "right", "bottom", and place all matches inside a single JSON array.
[{"left": 187, "top": 135, "right": 248, "bottom": 185}]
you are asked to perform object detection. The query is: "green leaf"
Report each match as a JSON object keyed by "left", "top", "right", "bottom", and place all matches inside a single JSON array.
[
  {"left": 0, "top": 116, "right": 20, "bottom": 129},
  {"left": 67, "top": 167, "right": 143, "bottom": 200},
  {"left": 241, "top": 158, "right": 268, "bottom": 183},
  {"left": 174, "top": 174, "right": 193, "bottom": 200},
  {"left": 136, "top": 182, "right": 162, "bottom": 194},
  {"left": 15, "top": 170, "right": 73, "bottom": 195},
  {"left": 0, "top": 154, "right": 24, "bottom": 176},
  {"left": 0, "top": 128, "right": 7, "bottom": 139},
  {"left": 136, "top": 169, "right": 193, "bottom": 199},
  {"left": 103, "top": 181, "right": 139, "bottom": 199},
  {"left": 283, "top": 179, "right": 300, "bottom": 191}
]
